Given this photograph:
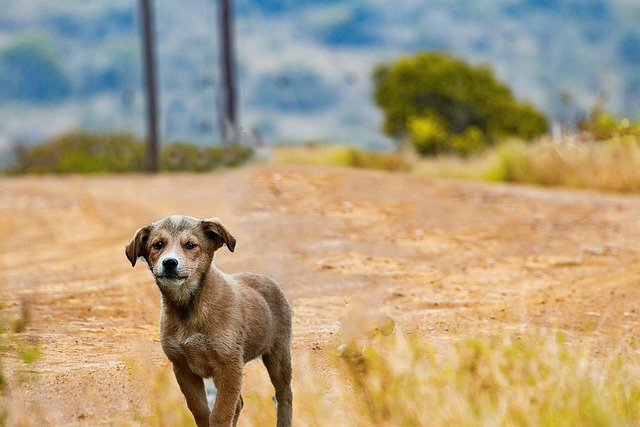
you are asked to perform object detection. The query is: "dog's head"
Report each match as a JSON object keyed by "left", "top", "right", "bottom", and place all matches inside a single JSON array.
[{"left": 125, "top": 215, "right": 236, "bottom": 289}]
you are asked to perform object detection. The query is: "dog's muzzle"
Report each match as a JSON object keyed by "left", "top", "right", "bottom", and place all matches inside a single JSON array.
[{"left": 155, "top": 257, "right": 188, "bottom": 284}]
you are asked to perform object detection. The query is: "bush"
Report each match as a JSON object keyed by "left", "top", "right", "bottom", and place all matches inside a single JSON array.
[
  {"left": 10, "top": 132, "right": 254, "bottom": 174},
  {"left": 12, "top": 132, "right": 145, "bottom": 173},
  {"left": 161, "top": 142, "right": 224, "bottom": 172},
  {"left": 408, "top": 115, "right": 486, "bottom": 156},
  {"left": 407, "top": 115, "right": 449, "bottom": 155},
  {"left": 373, "top": 52, "right": 548, "bottom": 155}
]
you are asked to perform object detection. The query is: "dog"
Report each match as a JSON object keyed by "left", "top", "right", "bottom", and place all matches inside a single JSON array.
[{"left": 126, "top": 215, "right": 293, "bottom": 427}]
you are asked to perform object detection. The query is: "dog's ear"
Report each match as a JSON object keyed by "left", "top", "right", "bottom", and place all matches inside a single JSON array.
[
  {"left": 201, "top": 217, "right": 236, "bottom": 253},
  {"left": 125, "top": 225, "right": 151, "bottom": 267}
]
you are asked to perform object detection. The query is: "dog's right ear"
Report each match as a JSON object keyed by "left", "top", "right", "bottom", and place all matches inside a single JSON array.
[{"left": 125, "top": 225, "right": 151, "bottom": 267}]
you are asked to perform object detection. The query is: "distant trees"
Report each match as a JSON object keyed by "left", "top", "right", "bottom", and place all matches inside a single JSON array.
[
  {"left": 619, "top": 33, "right": 640, "bottom": 66},
  {"left": 251, "top": 67, "right": 339, "bottom": 112},
  {"left": 373, "top": 52, "right": 548, "bottom": 156},
  {"left": 0, "top": 37, "right": 71, "bottom": 102}
]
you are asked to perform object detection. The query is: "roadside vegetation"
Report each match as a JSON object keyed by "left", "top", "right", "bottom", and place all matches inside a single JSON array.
[
  {"left": 272, "top": 116, "right": 640, "bottom": 194},
  {"left": 127, "top": 326, "right": 640, "bottom": 426},
  {"left": 5, "top": 326, "right": 638, "bottom": 425},
  {"left": 8, "top": 131, "right": 253, "bottom": 174},
  {"left": 413, "top": 116, "right": 640, "bottom": 193},
  {"left": 271, "top": 142, "right": 409, "bottom": 172},
  {"left": 268, "top": 51, "right": 640, "bottom": 194}
]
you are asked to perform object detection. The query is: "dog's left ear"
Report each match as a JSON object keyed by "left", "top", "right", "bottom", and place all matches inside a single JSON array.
[
  {"left": 125, "top": 225, "right": 151, "bottom": 266},
  {"left": 201, "top": 217, "right": 236, "bottom": 253}
]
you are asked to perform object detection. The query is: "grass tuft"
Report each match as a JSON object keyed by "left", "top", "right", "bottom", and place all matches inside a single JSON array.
[
  {"left": 272, "top": 142, "right": 410, "bottom": 171},
  {"left": 334, "top": 330, "right": 640, "bottom": 426}
]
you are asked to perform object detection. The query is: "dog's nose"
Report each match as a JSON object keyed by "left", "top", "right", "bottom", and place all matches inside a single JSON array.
[{"left": 162, "top": 258, "right": 179, "bottom": 270}]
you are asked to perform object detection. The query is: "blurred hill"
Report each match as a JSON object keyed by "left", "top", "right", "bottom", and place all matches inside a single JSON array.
[{"left": 0, "top": 0, "right": 639, "bottom": 153}]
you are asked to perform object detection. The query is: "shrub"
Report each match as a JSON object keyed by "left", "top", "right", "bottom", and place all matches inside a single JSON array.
[
  {"left": 12, "top": 131, "right": 145, "bottom": 173},
  {"left": 161, "top": 142, "right": 224, "bottom": 172},
  {"left": 407, "top": 115, "right": 449, "bottom": 155},
  {"left": 10, "top": 132, "right": 254, "bottom": 174}
]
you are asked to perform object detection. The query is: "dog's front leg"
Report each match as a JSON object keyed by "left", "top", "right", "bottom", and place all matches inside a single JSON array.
[
  {"left": 172, "top": 363, "right": 210, "bottom": 427},
  {"left": 211, "top": 362, "right": 243, "bottom": 427}
]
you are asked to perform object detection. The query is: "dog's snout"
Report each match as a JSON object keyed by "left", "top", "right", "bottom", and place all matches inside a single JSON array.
[{"left": 162, "top": 258, "right": 179, "bottom": 270}]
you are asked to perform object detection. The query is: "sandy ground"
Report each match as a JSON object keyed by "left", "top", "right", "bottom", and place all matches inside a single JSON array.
[{"left": 1, "top": 164, "right": 639, "bottom": 425}]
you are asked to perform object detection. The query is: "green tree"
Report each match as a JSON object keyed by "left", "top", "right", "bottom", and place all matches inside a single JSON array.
[{"left": 373, "top": 52, "right": 548, "bottom": 155}]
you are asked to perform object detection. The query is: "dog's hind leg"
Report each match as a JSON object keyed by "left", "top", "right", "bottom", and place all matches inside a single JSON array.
[
  {"left": 172, "top": 363, "right": 210, "bottom": 427},
  {"left": 262, "top": 350, "right": 293, "bottom": 427}
]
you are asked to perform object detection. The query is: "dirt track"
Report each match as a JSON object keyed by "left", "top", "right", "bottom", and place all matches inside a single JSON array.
[{"left": 1, "top": 164, "right": 640, "bottom": 425}]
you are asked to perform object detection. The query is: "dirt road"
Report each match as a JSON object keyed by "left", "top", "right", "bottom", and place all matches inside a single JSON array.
[{"left": 1, "top": 164, "right": 639, "bottom": 425}]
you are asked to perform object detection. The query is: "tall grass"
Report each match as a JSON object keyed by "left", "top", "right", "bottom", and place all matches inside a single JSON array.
[
  {"left": 130, "top": 328, "right": 640, "bottom": 427},
  {"left": 415, "top": 131, "right": 640, "bottom": 193},
  {"left": 486, "top": 137, "right": 640, "bottom": 192},
  {"left": 2, "top": 308, "right": 638, "bottom": 426},
  {"left": 272, "top": 131, "right": 640, "bottom": 194},
  {"left": 323, "top": 330, "right": 640, "bottom": 426}
]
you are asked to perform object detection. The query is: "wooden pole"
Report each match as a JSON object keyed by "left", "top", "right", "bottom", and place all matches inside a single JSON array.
[
  {"left": 219, "top": 0, "right": 238, "bottom": 145},
  {"left": 139, "top": 0, "right": 159, "bottom": 172}
]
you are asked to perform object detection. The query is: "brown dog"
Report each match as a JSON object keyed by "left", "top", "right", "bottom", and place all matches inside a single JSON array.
[{"left": 126, "top": 215, "right": 293, "bottom": 427}]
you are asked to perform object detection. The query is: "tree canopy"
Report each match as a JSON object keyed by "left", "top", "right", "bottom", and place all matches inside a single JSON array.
[{"left": 373, "top": 52, "right": 548, "bottom": 155}]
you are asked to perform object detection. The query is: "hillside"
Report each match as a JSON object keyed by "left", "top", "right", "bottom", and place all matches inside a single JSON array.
[{"left": 0, "top": 0, "right": 639, "bottom": 151}]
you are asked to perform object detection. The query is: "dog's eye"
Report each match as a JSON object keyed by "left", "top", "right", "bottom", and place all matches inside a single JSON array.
[
  {"left": 152, "top": 241, "right": 164, "bottom": 250},
  {"left": 185, "top": 242, "right": 198, "bottom": 250}
]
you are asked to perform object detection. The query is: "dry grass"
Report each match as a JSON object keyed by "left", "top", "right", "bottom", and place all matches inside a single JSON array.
[
  {"left": 415, "top": 132, "right": 640, "bottom": 193},
  {"left": 120, "top": 327, "right": 640, "bottom": 427},
  {"left": 272, "top": 132, "right": 640, "bottom": 194},
  {"left": 271, "top": 143, "right": 409, "bottom": 172}
]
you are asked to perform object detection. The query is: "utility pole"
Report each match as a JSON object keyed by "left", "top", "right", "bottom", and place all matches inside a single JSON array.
[
  {"left": 139, "top": 0, "right": 159, "bottom": 172},
  {"left": 219, "top": 0, "right": 238, "bottom": 146}
]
